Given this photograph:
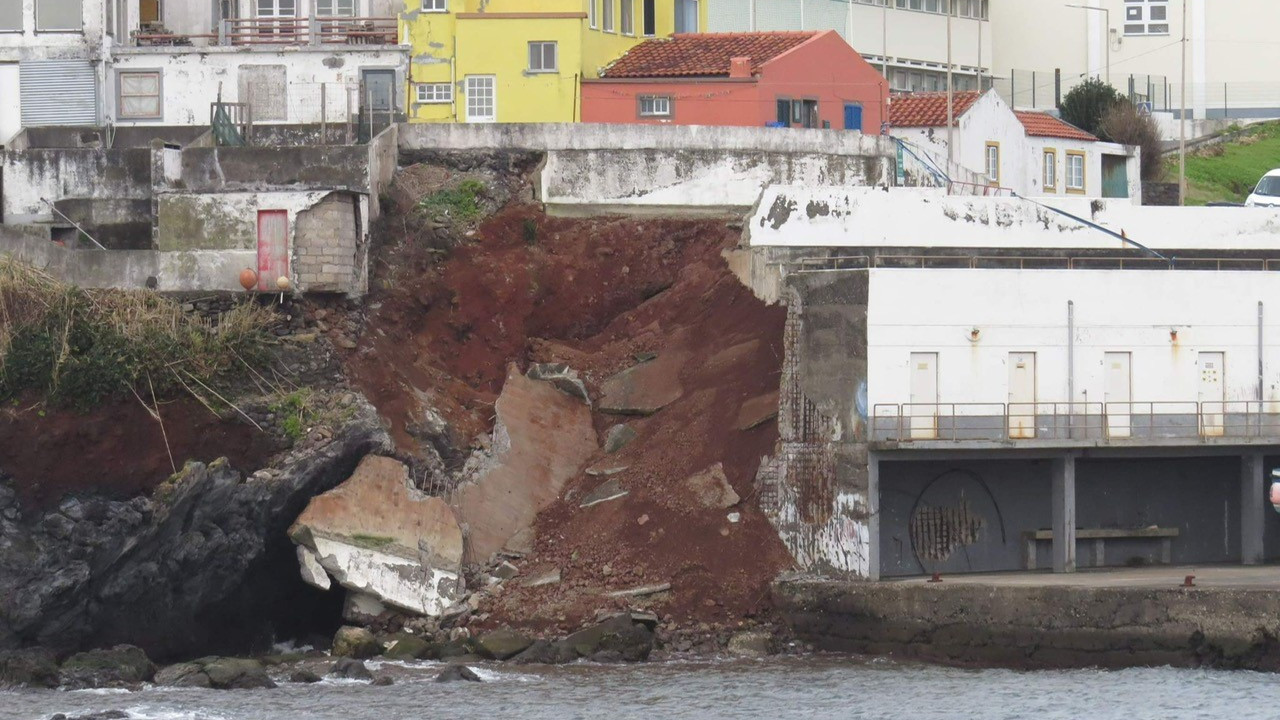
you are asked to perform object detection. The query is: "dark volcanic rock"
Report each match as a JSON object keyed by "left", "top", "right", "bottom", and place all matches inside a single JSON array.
[
  {"left": 434, "top": 664, "right": 482, "bottom": 682},
  {"left": 0, "top": 402, "right": 391, "bottom": 659},
  {"left": 562, "top": 615, "right": 655, "bottom": 662},
  {"left": 383, "top": 632, "right": 433, "bottom": 660},
  {"left": 59, "top": 645, "right": 155, "bottom": 689},
  {"left": 49, "top": 711, "right": 130, "bottom": 720},
  {"left": 509, "top": 639, "right": 579, "bottom": 665},
  {"left": 0, "top": 647, "right": 59, "bottom": 688},
  {"left": 154, "top": 657, "right": 275, "bottom": 690},
  {"left": 330, "top": 657, "right": 373, "bottom": 681},
  {"left": 474, "top": 628, "right": 534, "bottom": 660},
  {"left": 290, "top": 669, "right": 322, "bottom": 684}
]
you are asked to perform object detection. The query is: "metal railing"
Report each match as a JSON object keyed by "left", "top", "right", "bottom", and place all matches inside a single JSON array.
[
  {"left": 868, "top": 255, "right": 1280, "bottom": 272},
  {"left": 872, "top": 400, "right": 1280, "bottom": 443},
  {"left": 132, "top": 16, "right": 398, "bottom": 47}
]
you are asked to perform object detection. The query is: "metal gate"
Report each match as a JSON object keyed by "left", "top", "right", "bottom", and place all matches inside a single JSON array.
[{"left": 20, "top": 59, "right": 97, "bottom": 126}]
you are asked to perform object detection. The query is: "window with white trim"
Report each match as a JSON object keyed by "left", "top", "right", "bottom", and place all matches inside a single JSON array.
[
  {"left": 621, "top": 0, "right": 633, "bottom": 34},
  {"left": 36, "top": 0, "right": 83, "bottom": 31},
  {"left": 465, "top": 75, "right": 495, "bottom": 122},
  {"left": 118, "top": 70, "right": 163, "bottom": 120},
  {"left": 638, "top": 94, "right": 671, "bottom": 117},
  {"left": 0, "top": 0, "right": 21, "bottom": 32},
  {"left": 1042, "top": 149, "right": 1057, "bottom": 191},
  {"left": 985, "top": 142, "right": 1000, "bottom": 185},
  {"left": 588, "top": 0, "right": 596, "bottom": 27},
  {"left": 602, "top": 0, "right": 614, "bottom": 32},
  {"left": 1123, "top": 0, "right": 1169, "bottom": 36},
  {"left": 317, "top": 0, "right": 354, "bottom": 16},
  {"left": 422, "top": 0, "right": 447, "bottom": 11},
  {"left": 1066, "top": 152, "right": 1085, "bottom": 192},
  {"left": 416, "top": 83, "right": 452, "bottom": 104},
  {"left": 528, "top": 41, "right": 557, "bottom": 73}
]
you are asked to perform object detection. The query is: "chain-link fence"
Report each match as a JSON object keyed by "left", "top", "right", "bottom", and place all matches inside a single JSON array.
[{"left": 992, "top": 69, "right": 1170, "bottom": 113}]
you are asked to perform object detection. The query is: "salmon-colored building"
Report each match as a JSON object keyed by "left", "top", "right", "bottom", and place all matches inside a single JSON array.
[{"left": 581, "top": 31, "right": 888, "bottom": 133}]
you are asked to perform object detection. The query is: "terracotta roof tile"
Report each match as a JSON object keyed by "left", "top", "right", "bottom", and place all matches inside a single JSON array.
[
  {"left": 887, "top": 91, "right": 983, "bottom": 127},
  {"left": 600, "top": 31, "right": 820, "bottom": 78},
  {"left": 1015, "top": 111, "right": 1098, "bottom": 141}
]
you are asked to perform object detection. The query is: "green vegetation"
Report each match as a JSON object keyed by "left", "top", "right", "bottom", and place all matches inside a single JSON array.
[
  {"left": 1058, "top": 78, "right": 1124, "bottom": 138},
  {"left": 417, "top": 178, "right": 486, "bottom": 223},
  {"left": 269, "top": 388, "right": 315, "bottom": 441},
  {"left": 0, "top": 259, "right": 271, "bottom": 409},
  {"left": 1165, "top": 121, "right": 1280, "bottom": 205},
  {"left": 348, "top": 533, "right": 396, "bottom": 549}
]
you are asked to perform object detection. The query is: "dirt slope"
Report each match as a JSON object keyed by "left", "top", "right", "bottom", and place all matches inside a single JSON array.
[{"left": 343, "top": 201, "right": 794, "bottom": 631}]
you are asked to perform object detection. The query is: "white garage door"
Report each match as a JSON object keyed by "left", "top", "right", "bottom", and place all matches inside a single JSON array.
[{"left": 20, "top": 59, "right": 98, "bottom": 126}]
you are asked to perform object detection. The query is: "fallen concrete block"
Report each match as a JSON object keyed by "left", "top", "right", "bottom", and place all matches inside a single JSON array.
[
  {"left": 603, "top": 424, "right": 637, "bottom": 453},
  {"left": 604, "top": 583, "right": 672, "bottom": 598},
  {"left": 580, "top": 477, "right": 629, "bottom": 508},
  {"left": 735, "top": 390, "right": 780, "bottom": 430},
  {"left": 598, "top": 352, "right": 687, "bottom": 416},
  {"left": 685, "top": 462, "right": 740, "bottom": 510}
]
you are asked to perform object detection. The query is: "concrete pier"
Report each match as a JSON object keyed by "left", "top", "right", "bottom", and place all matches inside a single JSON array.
[{"left": 774, "top": 566, "right": 1280, "bottom": 671}]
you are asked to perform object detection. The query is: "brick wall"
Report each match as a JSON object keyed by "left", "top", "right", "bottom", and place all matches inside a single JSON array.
[{"left": 294, "top": 193, "right": 359, "bottom": 293}]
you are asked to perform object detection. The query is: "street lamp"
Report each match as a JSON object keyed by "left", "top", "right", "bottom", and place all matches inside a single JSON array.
[{"left": 1065, "top": 4, "right": 1111, "bottom": 85}]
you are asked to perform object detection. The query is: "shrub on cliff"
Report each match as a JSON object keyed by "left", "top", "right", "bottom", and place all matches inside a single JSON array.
[{"left": 0, "top": 258, "right": 271, "bottom": 409}]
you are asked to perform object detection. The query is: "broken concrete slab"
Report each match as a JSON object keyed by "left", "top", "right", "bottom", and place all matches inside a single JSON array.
[
  {"left": 603, "top": 424, "right": 637, "bottom": 453},
  {"left": 455, "top": 366, "right": 597, "bottom": 564},
  {"left": 585, "top": 463, "right": 629, "bottom": 477},
  {"left": 735, "top": 390, "right": 780, "bottom": 431},
  {"left": 526, "top": 362, "right": 590, "bottom": 405},
  {"left": 605, "top": 583, "right": 672, "bottom": 599},
  {"left": 579, "top": 477, "right": 629, "bottom": 508},
  {"left": 296, "top": 544, "right": 331, "bottom": 591},
  {"left": 685, "top": 462, "right": 740, "bottom": 510},
  {"left": 598, "top": 351, "right": 688, "bottom": 416},
  {"left": 289, "top": 455, "right": 465, "bottom": 618},
  {"left": 523, "top": 569, "right": 562, "bottom": 588}
]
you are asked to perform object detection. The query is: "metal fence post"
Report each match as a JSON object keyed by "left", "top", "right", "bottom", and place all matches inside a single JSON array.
[
  {"left": 1055, "top": 68, "right": 1061, "bottom": 107},
  {"left": 218, "top": 19, "right": 228, "bottom": 45},
  {"left": 1032, "top": 70, "right": 1037, "bottom": 107}
]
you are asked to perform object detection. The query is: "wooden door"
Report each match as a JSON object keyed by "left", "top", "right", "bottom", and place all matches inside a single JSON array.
[{"left": 256, "top": 210, "right": 289, "bottom": 292}]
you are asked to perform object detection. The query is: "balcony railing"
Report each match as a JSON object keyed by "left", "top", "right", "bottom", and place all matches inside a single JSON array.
[
  {"left": 131, "top": 16, "right": 398, "bottom": 48},
  {"left": 871, "top": 401, "right": 1280, "bottom": 443}
]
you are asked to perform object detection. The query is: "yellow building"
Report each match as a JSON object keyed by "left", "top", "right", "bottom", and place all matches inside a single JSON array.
[{"left": 402, "top": 0, "right": 707, "bottom": 123}]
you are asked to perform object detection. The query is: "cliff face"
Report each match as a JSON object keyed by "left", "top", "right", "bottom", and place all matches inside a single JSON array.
[{"left": 0, "top": 401, "right": 390, "bottom": 660}]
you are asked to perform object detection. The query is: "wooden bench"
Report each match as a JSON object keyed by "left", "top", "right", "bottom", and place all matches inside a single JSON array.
[{"left": 1023, "top": 527, "right": 1179, "bottom": 570}]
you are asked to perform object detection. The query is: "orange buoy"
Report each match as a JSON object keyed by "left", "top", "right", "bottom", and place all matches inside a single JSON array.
[
  {"left": 276, "top": 276, "right": 291, "bottom": 292},
  {"left": 238, "top": 268, "right": 258, "bottom": 291}
]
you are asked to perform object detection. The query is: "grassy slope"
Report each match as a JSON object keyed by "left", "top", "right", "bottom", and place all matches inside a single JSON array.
[{"left": 1165, "top": 121, "right": 1280, "bottom": 205}]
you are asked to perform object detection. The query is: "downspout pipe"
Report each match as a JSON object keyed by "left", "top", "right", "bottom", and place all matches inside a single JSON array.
[{"left": 1068, "top": 300, "right": 1075, "bottom": 436}]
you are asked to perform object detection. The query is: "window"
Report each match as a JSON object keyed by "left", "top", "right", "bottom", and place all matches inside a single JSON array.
[
  {"left": 465, "top": 75, "right": 495, "bottom": 122},
  {"left": 118, "top": 70, "right": 162, "bottom": 120},
  {"left": 256, "top": 0, "right": 296, "bottom": 17},
  {"left": 985, "top": 142, "right": 1000, "bottom": 185},
  {"left": 36, "top": 0, "right": 82, "bottom": 31},
  {"left": 528, "top": 41, "right": 557, "bottom": 73},
  {"left": 642, "top": 0, "right": 655, "bottom": 35},
  {"left": 621, "top": 0, "right": 633, "bottom": 34},
  {"left": 1122, "top": 0, "right": 1169, "bottom": 36},
  {"left": 0, "top": 0, "right": 20, "bottom": 32},
  {"left": 638, "top": 94, "right": 671, "bottom": 117},
  {"left": 674, "top": 0, "right": 697, "bottom": 33},
  {"left": 776, "top": 98, "right": 818, "bottom": 129},
  {"left": 1042, "top": 149, "right": 1057, "bottom": 191},
  {"left": 422, "top": 0, "right": 447, "bottom": 10},
  {"left": 588, "top": 0, "right": 596, "bottom": 27},
  {"left": 317, "top": 0, "right": 354, "bottom": 16},
  {"left": 416, "top": 83, "right": 452, "bottom": 104},
  {"left": 1066, "top": 151, "right": 1086, "bottom": 192},
  {"left": 602, "top": 0, "right": 613, "bottom": 31}
]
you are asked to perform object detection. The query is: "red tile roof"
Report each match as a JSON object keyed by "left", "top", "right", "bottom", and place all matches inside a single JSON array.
[
  {"left": 887, "top": 91, "right": 983, "bottom": 127},
  {"left": 600, "top": 31, "right": 820, "bottom": 78},
  {"left": 1015, "top": 111, "right": 1098, "bottom": 141}
]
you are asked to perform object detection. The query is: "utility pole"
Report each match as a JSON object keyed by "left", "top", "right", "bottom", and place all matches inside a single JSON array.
[
  {"left": 882, "top": 2, "right": 889, "bottom": 79},
  {"left": 1179, "top": 0, "right": 1187, "bottom": 205},
  {"left": 946, "top": 0, "right": 954, "bottom": 163}
]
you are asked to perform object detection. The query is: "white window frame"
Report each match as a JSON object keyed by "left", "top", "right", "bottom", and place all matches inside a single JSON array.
[
  {"left": 1122, "top": 0, "right": 1169, "bottom": 36},
  {"left": 256, "top": 0, "right": 297, "bottom": 18},
  {"left": 638, "top": 94, "right": 671, "bottom": 118},
  {"left": 117, "top": 70, "right": 163, "bottom": 121},
  {"left": 36, "top": 0, "right": 84, "bottom": 31},
  {"left": 588, "top": 0, "right": 596, "bottom": 28},
  {"left": 316, "top": 0, "right": 354, "bottom": 16},
  {"left": 621, "top": 0, "right": 634, "bottom": 35},
  {"left": 421, "top": 0, "right": 447, "bottom": 11},
  {"left": 415, "top": 83, "right": 452, "bottom": 104},
  {"left": 465, "top": 75, "right": 496, "bottom": 123},
  {"left": 528, "top": 41, "right": 558, "bottom": 73},
  {"left": 602, "top": 0, "right": 614, "bottom": 32},
  {"left": 1066, "top": 151, "right": 1086, "bottom": 193},
  {"left": 1, "top": 0, "right": 22, "bottom": 32},
  {"left": 1042, "top": 148, "right": 1057, "bottom": 191},
  {"left": 985, "top": 142, "right": 1000, "bottom": 186}
]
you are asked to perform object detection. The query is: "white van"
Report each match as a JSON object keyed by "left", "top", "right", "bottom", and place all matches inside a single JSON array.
[{"left": 1245, "top": 169, "right": 1280, "bottom": 207}]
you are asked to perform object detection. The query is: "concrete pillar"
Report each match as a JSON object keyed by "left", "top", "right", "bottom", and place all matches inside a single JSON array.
[
  {"left": 1051, "top": 455, "right": 1077, "bottom": 573},
  {"left": 1241, "top": 453, "right": 1265, "bottom": 565},
  {"left": 867, "top": 452, "right": 880, "bottom": 581}
]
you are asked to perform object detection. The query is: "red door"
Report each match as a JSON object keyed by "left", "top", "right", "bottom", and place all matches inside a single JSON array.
[{"left": 256, "top": 210, "right": 289, "bottom": 291}]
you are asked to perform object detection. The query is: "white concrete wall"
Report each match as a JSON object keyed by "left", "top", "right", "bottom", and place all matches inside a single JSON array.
[
  {"left": 748, "top": 187, "right": 1280, "bottom": 251},
  {"left": 867, "top": 267, "right": 1280, "bottom": 410},
  {"left": 0, "top": 0, "right": 106, "bottom": 60},
  {"left": 109, "top": 46, "right": 408, "bottom": 125}
]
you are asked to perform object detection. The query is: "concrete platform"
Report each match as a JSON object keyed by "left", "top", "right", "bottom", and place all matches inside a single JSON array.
[
  {"left": 889, "top": 564, "right": 1280, "bottom": 589},
  {"left": 773, "top": 566, "right": 1280, "bottom": 672}
]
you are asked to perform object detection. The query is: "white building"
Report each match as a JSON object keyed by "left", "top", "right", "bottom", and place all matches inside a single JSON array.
[
  {"left": 709, "top": 0, "right": 992, "bottom": 93},
  {"left": 889, "top": 90, "right": 1140, "bottom": 200},
  {"left": 108, "top": 0, "right": 407, "bottom": 131},
  {"left": 991, "top": 0, "right": 1280, "bottom": 124},
  {"left": 0, "top": 0, "right": 110, "bottom": 143},
  {"left": 747, "top": 186, "right": 1280, "bottom": 580}
]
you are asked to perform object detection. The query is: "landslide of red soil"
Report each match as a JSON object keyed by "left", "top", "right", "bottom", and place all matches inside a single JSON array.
[
  {"left": 0, "top": 397, "right": 279, "bottom": 510},
  {"left": 345, "top": 202, "right": 795, "bottom": 630}
]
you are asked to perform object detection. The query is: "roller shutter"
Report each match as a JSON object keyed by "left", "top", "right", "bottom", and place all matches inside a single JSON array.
[{"left": 20, "top": 59, "right": 98, "bottom": 126}]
